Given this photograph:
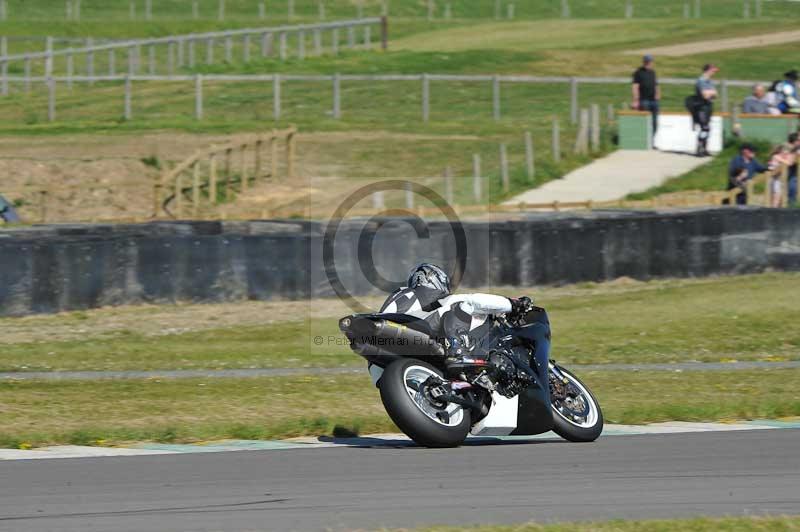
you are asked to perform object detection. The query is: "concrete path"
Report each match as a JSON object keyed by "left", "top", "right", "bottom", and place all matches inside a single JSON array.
[
  {"left": 506, "top": 150, "right": 709, "bottom": 205},
  {"left": 627, "top": 29, "right": 800, "bottom": 57}
]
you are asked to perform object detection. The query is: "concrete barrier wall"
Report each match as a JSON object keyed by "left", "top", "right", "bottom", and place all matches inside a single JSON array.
[{"left": 1, "top": 208, "right": 800, "bottom": 316}]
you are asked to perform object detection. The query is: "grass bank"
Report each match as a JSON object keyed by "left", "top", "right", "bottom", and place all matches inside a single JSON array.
[
  {"left": 1, "top": 273, "right": 797, "bottom": 372},
  {"left": 2, "top": 368, "right": 798, "bottom": 448}
]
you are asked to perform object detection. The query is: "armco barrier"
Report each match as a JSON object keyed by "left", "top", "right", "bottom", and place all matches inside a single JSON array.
[{"left": 1, "top": 208, "right": 800, "bottom": 316}]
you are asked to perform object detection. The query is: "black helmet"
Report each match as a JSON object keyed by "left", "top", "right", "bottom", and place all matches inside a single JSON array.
[{"left": 407, "top": 263, "right": 451, "bottom": 298}]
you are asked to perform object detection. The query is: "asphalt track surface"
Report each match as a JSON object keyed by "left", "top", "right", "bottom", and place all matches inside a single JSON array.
[{"left": 1, "top": 429, "right": 799, "bottom": 532}]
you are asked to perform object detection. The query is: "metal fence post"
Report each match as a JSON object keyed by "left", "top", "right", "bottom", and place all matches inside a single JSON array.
[
  {"left": 129, "top": 0, "right": 136, "bottom": 20},
  {"left": 298, "top": 31, "right": 306, "bottom": 60},
  {"left": 721, "top": 79, "right": 729, "bottom": 113},
  {"left": 167, "top": 41, "right": 175, "bottom": 74},
  {"left": 524, "top": 131, "right": 534, "bottom": 180},
  {"left": 124, "top": 75, "right": 132, "bottom": 120},
  {"left": 552, "top": 118, "right": 561, "bottom": 163},
  {"left": 364, "top": 26, "right": 371, "bottom": 48},
  {"left": 66, "top": 53, "right": 73, "bottom": 90},
  {"left": 472, "top": 153, "right": 482, "bottom": 203},
  {"left": 177, "top": 38, "right": 185, "bottom": 67},
  {"left": 45, "top": 36, "right": 54, "bottom": 78},
  {"left": 66, "top": 0, "right": 72, "bottom": 20},
  {"left": 755, "top": 0, "right": 762, "bottom": 17},
  {"left": 313, "top": 29, "right": 322, "bottom": 55},
  {"left": 47, "top": 77, "right": 56, "bottom": 122},
  {"left": 318, "top": 1, "right": 325, "bottom": 20},
  {"left": 192, "top": 0, "right": 199, "bottom": 19},
  {"left": 273, "top": 74, "right": 281, "bottom": 120},
  {"left": 683, "top": 2, "right": 690, "bottom": 18},
  {"left": 332, "top": 73, "right": 341, "bottom": 118},
  {"left": 145, "top": 0, "right": 152, "bottom": 20},
  {"left": 23, "top": 58, "right": 31, "bottom": 93},
  {"left": 743, "top": 0, "right": 750, "bottom": 18},
  {"left": 422, "top": 73, "right": 430, "bottom": 122},
  {"left": 195, "top": 74, "right": 203, "bottom": 120},
  {"left": 128, "top": 46, "right": 136, "bottom": 75},
  {"left": 206, "top": 38, "right": 214, "bottom": 64},
  {"left": 108, "top": 48, "right": 116, "bottom": 75},
  {"left": 694, "top": 0, "right": 701, "bottom": 18},
  {"left": 74, "top": 0, "right": 80, "bottom": 20},
  {"left": 427, "top": 0, "right": 434, "bottom": 21},
  {"left": 218, "top": 0, "right": 225, "bottom": 21},
  {"left": 492, "top": 75, "right": 501, "bottom": 121},
  {"left": 225, "top": 35, "right": 232, "bottom": 62},
  {"left": 570, "top": 77, "right": 578, "bottom": 124},
  {"left": 590, "top": 103, "right": 600, "bottom": 151},
  {"left": 0, "top": 0, "right": 7, "bottom": 21},
  {"left": 347, "top": 26, "right": 355, "bottom": 48},
  {"left": 288, "top": 0, "right": 295, "bottom": 20},
  {"left": 258, "top": 2, "right": 266, "bottom": 19},
  {"left": 189, "top": 38, "right": 196, "bottom": 67},
  {"left": 243, "top": 34, "right": 250, "bottom": 63},
  {"left": 261, "top": 33, "right": 272, "bottom": 57},
  {"left": 561, "top": 0, "right": 570, "bottom": 18},
  {"left": 625, "top": 0, "right": 633, "bottom": 18}
]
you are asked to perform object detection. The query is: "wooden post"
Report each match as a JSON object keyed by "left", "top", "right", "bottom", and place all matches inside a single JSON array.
[
  {"left": 240, "top": 146, "right": 248, "bottom": 193},
  {"left": 332, "top": 28, "right": 340, "bottom": 55},
  {"left": 152, "top": 182, "right": 162, "bottom": 218},
  {"left": 288, "top": 0, "right": 295, "bottom": 20},
  {"left": 66, "top": 0, "right": 72, "bottom": 20},
  {"left": 298, "top": 31, "right": 306, "bottom": 60},
  {"left": 194, "top": 74, "right": 203, "bottom": 120},
  {"left": 86, "top": 37, "right": 94, "bottom": 85},
  {"left": 0, "top": 0, "right": 7, "bottom": 21},
  {"left": 524, "top": 131, "right": 534, "bottom": 181},
  {"left": 206, "top": 38, "right": 214, "bottom": 64},
  {"left": 492, "top": 75, "right": 501, "bottom": 121},
  {"left": 74, "top": 0, "right": 81, "bottom": 20},
  {"left": 561, "top": 0, "right": 570, "bottom": 17},
  {"left": 279, "top": 33, "right": 287, "bottom": 59},
  {"left": 694, "top": 0, "right": 701, "bottom": 18},
  {"left": 209, "top": 156, "right": 218, "bottom": 204},
  {"left": 270, "top": 131, "right": 278, "bottom": 179},
  {"left": 356, "top": 0, "right": 364, "bottom": 17},
  {"left": 218, "top": 0, "right": 225, "bottom": 21},
  {"left": 129, "top": 0, "right": 136, "bottom": 20},
  {"left": 192, "top": 161, "right": 200, "bottom": 216},
  {"left": 287, "top": 129, "right": 296, "bottom": 180},
  {"left": 427, "top": 0, "right": 434, "bottom": 21},
  {"left": 743, "top": 0, "right": 750, "bottom": 18},
  {"left": 318, "top": 1, "right": 325, "bottom": 20},
  {"left": 258, "top": 2, "right": 266, "bottom": 19},
  {"left": 124, "top": 75, "right": 132, "bottom": 119},
  {"left": 224, "top": 36, "right": 232, "bottom": 62},
  {"left": 444, "top": 3, "right": 451, "bottom": 20},
  {"left": 590, "top": 103, "right": 600, "bottom": 151},
  {"left": 145, "top": 0, "right": 152, "bottom": 20},
  {"left": 192, "top": 0, "right": 199, "bottom": 19},
  {"left": 507, "top": 3, "right": 514, "bottom": 19},
  {"left": 494, "top": 0, "right": 501, "bottom": 19},
  {"left": 39, "top": 190, "right": 48, "bottom": 223},
  {"left": 755, "top": 0, "right": 762, "bottom": 17},
  {"left": 569, "top": 77, "right": 578, "bottom": 124},
  {"left": 261, "top": 33, "right": 272, "bottom": 57},
  {"left": 473, "top": 153, "right": 482, "bottom": 203},
  {"left": 175, "top": 174, "right": 184, "bottom": 218},
  {"left": 625, "top": 0, "right": 633, "bottom": 18},
  {"left": 0, "top": 37, "right": 7, "bottom": 96},
  {"left": 47, "top": 77, "right": 56, "bottom": 122},
  {"left": 273, "top": 74, "right": 281, "bottom": 120},
  {"left": 683, "top": 2, "right": 690, "bottom": 18},
  {"left": 381, "top": 16, "right": 389, "bottom": 51},
  {"left": 500, "top": 143, "right": 509, "bottom": 193},
  {"left": 552, "top": 118, "right": 561, "bottom": 163},
  {"left": 332, "top": 73, "right": 341, "bottom": 118}
]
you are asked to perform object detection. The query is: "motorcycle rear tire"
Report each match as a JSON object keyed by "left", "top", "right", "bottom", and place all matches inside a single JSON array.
[{"left": 380, "top": 358, "right": 471, "bottom": 448}]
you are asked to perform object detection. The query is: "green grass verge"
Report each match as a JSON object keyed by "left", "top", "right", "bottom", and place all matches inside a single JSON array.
[
  {"left": 2, "top": 368, "right": 799, "bottom": 448},
  {"left": 409, "top": 516, "right": 800, "bottom": 532},
  {"left": 1, "top": 273, "right": 797, "bottom": 372}
]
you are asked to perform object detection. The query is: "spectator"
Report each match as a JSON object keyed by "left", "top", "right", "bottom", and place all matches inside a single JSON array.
[
  {"left": 632, "top": 54, "right": 660, "bottom": 137},
  {"left": 727, "top": 143, "right": 768, "bottom": 205},
  {"left": 785, "top": 132, "right": 799, "bottom": 206},
  {"left": 687, "top": 63, "right": 719, "bottom": 157},
  {"left": 767, "top": 145, "right": 793, "bottom": 207},
  {"left": 0, "top": 194, "right": 21, "bottom": 223},
  {"left": 742, "top": 83, "right": 779, "bottom": 115},
  {"left": 773, "top": 70, "right": 800, "bottom": 114}
]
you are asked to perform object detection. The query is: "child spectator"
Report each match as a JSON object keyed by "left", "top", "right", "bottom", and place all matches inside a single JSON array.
[{"left": 767, "top": 145, "right": 793, "bottom": 207}]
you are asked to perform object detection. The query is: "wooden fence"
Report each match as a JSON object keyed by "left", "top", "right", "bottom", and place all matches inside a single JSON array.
[
  {"left": 159, "top": 127, "right": 297, "bottom": 219},
  {"left": 0, "top": 17, "right": 387, "bottom": 96},
  {"left": 0, "top": 73, "right": 766, "bottom": 124}
]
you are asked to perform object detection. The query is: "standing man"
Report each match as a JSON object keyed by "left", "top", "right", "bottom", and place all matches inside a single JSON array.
[
  {"left": 786, "top": 132, "right": 799, "bottom": 206},
  {"left": 727, "top": 143, "right": 767, "bottom": 205},
  {"left": 632, "top": 54, "right": 660, "bottom": 138},
  {"left": 691, "top": 63, "right": 719, "bottom": 157}
]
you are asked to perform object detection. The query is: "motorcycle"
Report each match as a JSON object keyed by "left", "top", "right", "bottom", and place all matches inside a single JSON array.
[{"left": 339, "top": 300, "right": 603, "bottom": 447}]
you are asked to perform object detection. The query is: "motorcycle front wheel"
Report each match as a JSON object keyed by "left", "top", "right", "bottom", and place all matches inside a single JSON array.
[
  {"left": 379, "top": 358, "right": 471, "bottom": 448},
  {"left": 549, "top": 365, "right": 604, "bottom": 442}
]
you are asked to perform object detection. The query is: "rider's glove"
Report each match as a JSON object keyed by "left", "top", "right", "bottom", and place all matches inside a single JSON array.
[{"left": 509, "top": 296, "right": 532, "bottom": 320}]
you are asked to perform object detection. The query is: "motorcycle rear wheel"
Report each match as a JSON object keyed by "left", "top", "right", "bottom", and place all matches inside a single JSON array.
[
  {"left": 379, "top": 359, "right": 471, "bottom": 448},
  {"left": 549, "top": 365, "right": 604, "bottom": 442}
]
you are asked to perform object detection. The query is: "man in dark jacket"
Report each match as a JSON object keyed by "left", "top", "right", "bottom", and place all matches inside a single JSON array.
[
  {"left": 632, "top": 54, "right": 660, "bottom": 136},
  {"left": 727, "top": 143, "right": 767, "bottom": 205}
]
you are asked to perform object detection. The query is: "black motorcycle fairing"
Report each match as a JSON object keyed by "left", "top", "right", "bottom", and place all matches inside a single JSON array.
[{"left": 507, "top": 318, "right": 554, "bottom": 436}]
